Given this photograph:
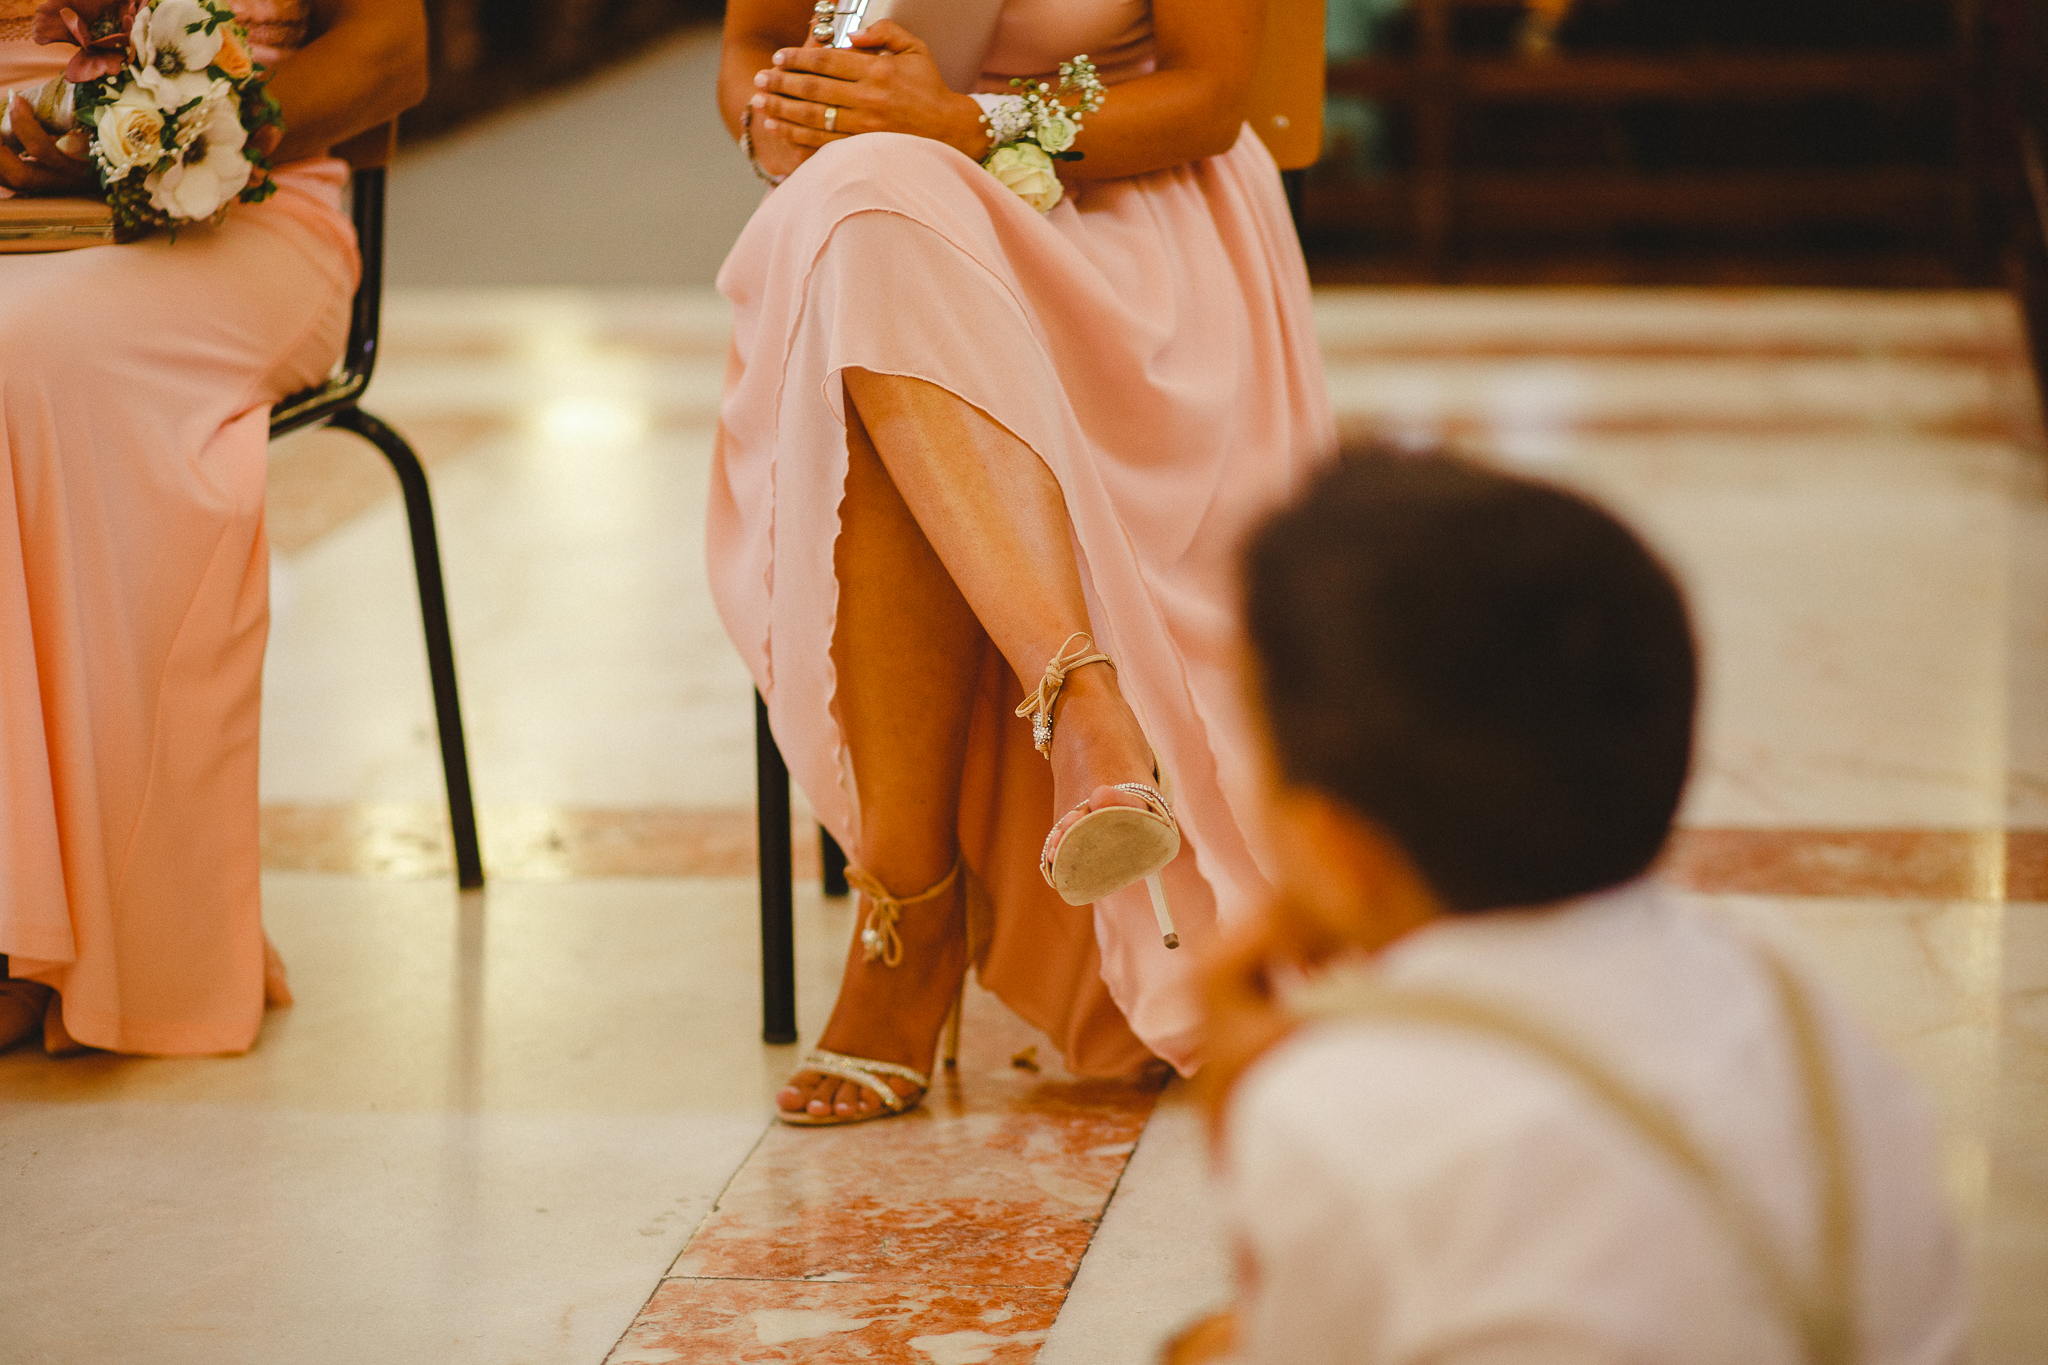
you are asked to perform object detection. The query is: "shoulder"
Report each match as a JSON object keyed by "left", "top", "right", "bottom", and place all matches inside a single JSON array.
[{"left": 1224, "top": 1021, "right": 1788, "bottom": 1363}]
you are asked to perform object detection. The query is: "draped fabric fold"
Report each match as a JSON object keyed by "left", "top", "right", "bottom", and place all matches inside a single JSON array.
[{"left": 711, "top": 120, "right": 1332, "bottom": 1075}]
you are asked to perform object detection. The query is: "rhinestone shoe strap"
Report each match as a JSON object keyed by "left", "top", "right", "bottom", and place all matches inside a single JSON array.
[
  {"left": 848, "top": 856, "right": 963, "bottom": 967},
  {"left": 797, "top": 1048, "right": 930, "bottom": 1111},
  {"left": 1014, "top": 631, "right": 1114, "bottom": 758},
  {"left": 1038, "top": 782, "right": 1174, "bottom": 881}
]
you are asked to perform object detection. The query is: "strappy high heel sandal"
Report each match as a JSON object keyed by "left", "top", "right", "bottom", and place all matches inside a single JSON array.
[
  {"left": 778, "top": 857, "right": 968, "bottom": 1127},
  {"left": 1017, "top": 633, "right": 1182, "bottom": 949}
]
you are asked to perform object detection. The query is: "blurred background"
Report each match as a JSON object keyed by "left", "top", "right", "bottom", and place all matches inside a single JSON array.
[{"left": 391, "top": 0, "right": 2048, "bottom": 306}]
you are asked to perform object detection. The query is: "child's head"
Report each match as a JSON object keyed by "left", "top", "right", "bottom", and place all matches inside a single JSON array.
[{"left": 1241, "top": 446, "right": 1697, "bottom": 945}]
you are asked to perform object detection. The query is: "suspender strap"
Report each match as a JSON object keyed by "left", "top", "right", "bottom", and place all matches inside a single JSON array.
[{"left": 1293, "top": 953, "right": 1856, "bottom": 1365}]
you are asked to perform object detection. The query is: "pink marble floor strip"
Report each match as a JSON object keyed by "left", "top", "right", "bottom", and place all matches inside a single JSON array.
[
  {"left": 260, "top": 803, "right": 2048, "bottom": 901},
  {"left": 605, "top": 985, "right": 1160, "bottom": 1363},
  {"left": 608, "top": 1280, "right": 1064, "bottom": 1364}
]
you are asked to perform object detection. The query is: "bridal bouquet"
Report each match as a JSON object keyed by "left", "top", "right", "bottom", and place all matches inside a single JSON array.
[{"left": 3, "top": 0, "right": 282, "bottom": 239}]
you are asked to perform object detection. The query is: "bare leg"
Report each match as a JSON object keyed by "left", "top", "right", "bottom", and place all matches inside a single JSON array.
[
  {"left": 841, "top": 370, "right": 1157, "bottom": 834},
  {"left": 783, "top": 371, "right": 1160, "bottom": 1120},
  {"left": 777, "top": 397, "right": 986, "bottom": 1119}
]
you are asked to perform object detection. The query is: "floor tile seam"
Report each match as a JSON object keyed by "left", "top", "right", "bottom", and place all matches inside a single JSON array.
[
  {"left": 599, "top": 1116, "right": 784, "bottom": 1363},
  {"left": 651, "top": 1273, "right": 1075, "bottom": 1294},
  {"left": 1040, "top": 1103, "right": 1157, "bottom": 1297}
]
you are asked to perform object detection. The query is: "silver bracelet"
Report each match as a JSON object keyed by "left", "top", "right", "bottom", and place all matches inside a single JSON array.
[{"left": 740, "top": 105, "right": 786, "bottom": 187}]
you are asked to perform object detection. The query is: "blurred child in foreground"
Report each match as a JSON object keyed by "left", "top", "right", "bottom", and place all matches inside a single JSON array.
[{"left": 1172, "top": 449, "right": 1968, "bottom": 1365}]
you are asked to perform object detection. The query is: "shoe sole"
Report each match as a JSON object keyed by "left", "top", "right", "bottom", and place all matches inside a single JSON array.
[{"left": 1050, "top": 807, "right": 1180, "bottom": 906}]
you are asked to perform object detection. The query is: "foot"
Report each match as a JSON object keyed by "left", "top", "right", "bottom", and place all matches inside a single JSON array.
[
  {"left": 776, "top": 866, "right": 970, "bottom": 1122},
  {"left": 1042, "top": 662, "right": 1162, "bottom": 851}
]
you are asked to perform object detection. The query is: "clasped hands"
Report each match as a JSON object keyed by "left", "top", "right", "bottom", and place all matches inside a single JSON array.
[
  {"left": 746, "top": 20, "right": 987, "bottom": 180},
  {"left": 0, "top": 93, "right": 94, "bottom": 195}
]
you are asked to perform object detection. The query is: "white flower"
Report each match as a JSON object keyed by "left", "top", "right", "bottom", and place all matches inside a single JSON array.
[
  {"left": 133, "top": 0, "right": 225, "bottom": 109},
  {"left": 93, "top": 81, "right": 167, "bottom": 173},
  {"left": 146, "top": 89, "right": 249, "bottom": 220},
  {"left": 1034, "top": 112, "right": 1077, "bottom": 155},
  {"left": 984, "top": 142, "right": 1063, "bottom": 214}
]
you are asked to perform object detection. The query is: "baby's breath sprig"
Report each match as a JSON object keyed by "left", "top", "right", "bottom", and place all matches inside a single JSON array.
[{"left": 974, "top": 54, "right": 1106, "bottom": 213}]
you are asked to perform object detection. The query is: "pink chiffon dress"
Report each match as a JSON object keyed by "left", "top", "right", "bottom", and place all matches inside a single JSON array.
[
  {"left": 0, "top": 0, "right": 358, "bottom": 1054},
  {"left": 710, "top": 0, "right": 1334, "bottom": 1076}
]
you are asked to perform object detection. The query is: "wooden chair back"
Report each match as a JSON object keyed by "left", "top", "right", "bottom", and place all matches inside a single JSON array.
[{"left": 1248, "top": 0, "right": 1326, "bottom": 169}]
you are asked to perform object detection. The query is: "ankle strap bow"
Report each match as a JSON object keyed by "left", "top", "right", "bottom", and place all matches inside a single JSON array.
[
  {"left": 848, "top": 857, "right": 963, "bottom": 967},
  {"left": 1014, "top": 632, "right": 1114, "bottom": 759}
]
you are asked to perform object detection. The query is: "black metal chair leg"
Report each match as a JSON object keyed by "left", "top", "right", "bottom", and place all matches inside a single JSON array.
[
  {"left": 821, "top": 827, "right": 849, "bottom": 898},
  {"left": 326, "top": 405, "right": 485, "bottom": 890},
  {"left": 755, "top": 690, "right": 798, "bottom": 1044}
]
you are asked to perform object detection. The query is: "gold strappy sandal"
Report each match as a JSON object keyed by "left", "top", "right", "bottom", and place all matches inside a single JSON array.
[
  {"left": 1017, "top": 633, "right": 1182, "bottom": 948},
  {"left": 778, "top": 857, "right": 968, "bottom": 1127}
]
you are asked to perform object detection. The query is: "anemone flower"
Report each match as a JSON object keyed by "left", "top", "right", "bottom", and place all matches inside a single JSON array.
[
  {"left": 146, "top": 89, "right": 248, "bottom": 221},
  {"left": 29, "top": 0, "right": 141, "bottom": 82},
  {"left": 132, "top": 0, "right": 222, "bottom": 109}
]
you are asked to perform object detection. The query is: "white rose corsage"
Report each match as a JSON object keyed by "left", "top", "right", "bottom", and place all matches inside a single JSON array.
[{"left": 972, "top": 55, "right": 1105, "bottom": 214}]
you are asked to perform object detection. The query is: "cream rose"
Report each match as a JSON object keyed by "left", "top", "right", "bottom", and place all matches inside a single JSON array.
[
  {"left": 94, "top": 86, "right": 166, "bottom": 173},
  {"left": 213, "top": 24, "right": 253, "bottom": 80},
  {"left": 984, "top": 142, "right": 1063, "bottom": 214},
  {"left": 1034, "top": 112, "right": 1077, "bottom": 155}
]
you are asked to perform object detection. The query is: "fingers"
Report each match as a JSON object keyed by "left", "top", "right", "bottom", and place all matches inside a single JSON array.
[
  {"left": 0, "top": 141, "right": 78, "bottom": 193},
  {"left": 754, "top": 95, "right": 854, "bottom": 149},
  {"left": 772, "top": 43, "right": 882, "bottom": 81},
  {"left": 757, "top": 66, "right": 863, "bottom": 109},
  {"left": 841, "top": 18, "right": 924, "bottom": 55},
  {"left": 9, "top": 95, "right": 88, "bottom": 174}
]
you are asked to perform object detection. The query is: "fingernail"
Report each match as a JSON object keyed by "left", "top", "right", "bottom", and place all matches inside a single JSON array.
[
  {"left": 750, "top": 92, "right": 765, "bottom": 107},
  {"left": 754, "top": 70, "right": 768, "bottom": 86},
  {"left": 762, "top": 117, "right": 777, "bottom": 129},
  {"left": 772, "top": 49, "right": 788, "bottom": 64}
]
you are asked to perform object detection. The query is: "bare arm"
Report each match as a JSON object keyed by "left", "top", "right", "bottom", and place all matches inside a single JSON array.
[
  {"left": 723, "top": 0, "right": 1265, "bottom": 183},
  {"left": 266, "top": 0, "right": 429, "bottom": 164}
]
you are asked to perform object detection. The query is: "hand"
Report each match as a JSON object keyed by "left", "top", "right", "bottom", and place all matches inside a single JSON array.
[
  {"left": 751, "top": 20, "right": 986, "bottom": 162},
  {"left": 1191, "top": 906, "right": 1323, "bottom": 1144},
  {"left": 1162, "top": 1310, "right": 1240, "bottom": 1365},
  {"left": 0, "top": 94, "right": 96, "bottom": 196}
]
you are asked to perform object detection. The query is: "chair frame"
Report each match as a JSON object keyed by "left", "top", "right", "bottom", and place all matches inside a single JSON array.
[{"left": 270, "top": 156, "right": 485, "bottom": 890}]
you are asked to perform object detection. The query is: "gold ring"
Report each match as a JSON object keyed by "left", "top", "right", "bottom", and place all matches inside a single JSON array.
[{"left": 825, "top": 105, "right": 837, "bottom": 133}]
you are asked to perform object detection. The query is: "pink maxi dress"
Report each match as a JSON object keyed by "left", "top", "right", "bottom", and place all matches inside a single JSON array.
[
  {"left": 711, "top": 0, "right": 1333, "bottom": 1075},
  {"left": 0, "top": 0, "right": 358, "bottom": 1054}
]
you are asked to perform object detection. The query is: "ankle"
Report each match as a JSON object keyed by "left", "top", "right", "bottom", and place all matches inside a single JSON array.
[{"left": 849, "top": 850, "right": 962, "bottom": 904}]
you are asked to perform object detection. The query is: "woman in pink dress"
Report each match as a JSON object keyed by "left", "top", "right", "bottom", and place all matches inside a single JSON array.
[
  {"left": 716, "top": 0, "right": 1332, "bottom": 1121},
  {"left": 0, "top": 0, "right": 427, "bottom": 1055}
]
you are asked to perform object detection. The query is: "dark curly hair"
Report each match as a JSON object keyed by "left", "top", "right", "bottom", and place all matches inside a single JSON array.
[{"left": 1242, "top": 446, "right": 1698, "bottom": 912}]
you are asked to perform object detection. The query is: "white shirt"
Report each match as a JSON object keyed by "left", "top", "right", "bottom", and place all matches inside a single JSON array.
[{"left": 1222, "top": 881, "right": 1969, "bottom": 1365}]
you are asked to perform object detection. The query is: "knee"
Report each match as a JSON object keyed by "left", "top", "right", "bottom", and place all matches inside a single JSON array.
[{"left": 799, "top": 132, "right": 972, "bottom": 202}]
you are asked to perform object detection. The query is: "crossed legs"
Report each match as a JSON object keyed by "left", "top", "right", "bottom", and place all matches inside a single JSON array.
[{"left": 776, "top": 370, "right": 1156, "bottom": 1120}]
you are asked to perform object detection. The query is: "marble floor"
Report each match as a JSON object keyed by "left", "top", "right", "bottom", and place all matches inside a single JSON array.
[{"left": 2, "top": 286, "right": 2045, "bottom": 1364}]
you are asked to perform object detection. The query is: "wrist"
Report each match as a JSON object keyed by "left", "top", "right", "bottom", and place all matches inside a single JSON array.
[{"left": 947, "top": 92, "right": 991, "bottom": 161}]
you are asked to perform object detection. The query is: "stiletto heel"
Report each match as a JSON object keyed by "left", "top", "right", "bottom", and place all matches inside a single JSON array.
[
  {"left": 778, "top": 856, "right": 966, "bottom": 1127},
  {"left": 1018, "top": 633, "right": 1183, "bottom": 946},
  {"left": 942, "top": 977, "right": 963, "bottom": 1068}
]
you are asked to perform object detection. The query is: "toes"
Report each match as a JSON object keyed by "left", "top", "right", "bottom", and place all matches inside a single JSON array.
[
  {"left": 1088, "top": 783, "right": 1149, "bottom": 812},
  {"left": 777, "top": 1071, "right": 839, "bottom": 1116}
]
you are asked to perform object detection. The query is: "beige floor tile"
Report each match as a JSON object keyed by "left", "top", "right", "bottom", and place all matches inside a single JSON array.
[{"left": 0, "top": 873, "right": 853, "bottom": 1365}]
